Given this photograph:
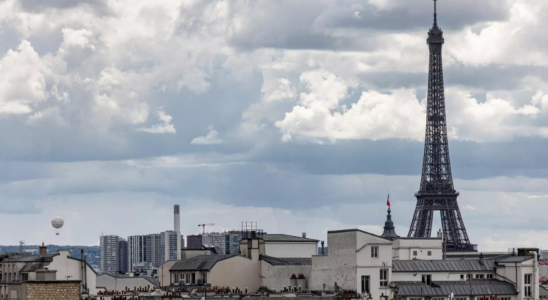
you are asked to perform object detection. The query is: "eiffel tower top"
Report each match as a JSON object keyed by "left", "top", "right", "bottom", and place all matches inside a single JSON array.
[{"left": 428, "top": 0, "right": 444, "bottom": 44}]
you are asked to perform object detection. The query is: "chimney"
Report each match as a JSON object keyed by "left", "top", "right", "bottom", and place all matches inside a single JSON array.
[
  {"left": 39, "top": 242, "right": 47, "bottom": 255},
  {"left": 321, "top": 241, "right": 325, "bottom": 255},
  {"left": 174, "top": 205, "right": 180, "bottom": 232},
  {"left": 479, "top": 253, "right": 484, "bottom": 265},
  {"left": 302, "top": 232, "right": 306, "bottom": 239}
]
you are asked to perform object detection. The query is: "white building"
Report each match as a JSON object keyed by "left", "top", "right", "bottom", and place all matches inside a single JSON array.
[
  {"left": 262, "top": 233, "right": 318, "bottom": 258},
  {"left": 0, "top": 244, "right": 97, "bottom": 299}
]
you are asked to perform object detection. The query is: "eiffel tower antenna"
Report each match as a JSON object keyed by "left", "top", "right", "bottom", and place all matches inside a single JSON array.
[{"left": 407, "top": 0, "right": 476, "bottom": 252}]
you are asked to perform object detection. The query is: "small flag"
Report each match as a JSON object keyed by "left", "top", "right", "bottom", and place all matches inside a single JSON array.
[{"left": 387, "top": 195, "right": 391, "bottom": 207}]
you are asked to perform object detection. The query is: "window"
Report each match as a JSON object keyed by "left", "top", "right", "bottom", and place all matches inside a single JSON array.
[
  {"left": 500, "top": 297, "right": 511, "bottom": 300},
  {"left": 460, "top": 274, "right": 465, "bottom": 280},
  {"left": 455, "top": 297, "right": 468, "bottom": 300},
  {"left": 174, "top": 274, "right": 178, "bottom": 282},
  {"left": 21, "top": 274, "right": 28, "bottom": 281},
  {"left": 428, "top": 251, "right": 432, "bottom": 256},
  {"left": 380, "top": 269, "right": 388, "bottom": 287},
  {"left": 475, "top": 274, "right": 484, "bottom": 279},
  {"left": 413, "top": 250, "right": 418, "bottom": 256},
  {"left": 371, "top": 246, "right": 379, "bottom": 258},
  {"left": 361, "top": 276, "right": 370, "bottom": 294},
  {"left": 486, "top": 274, "right": 493, "bottom": 279},
  {"left": 203, "top": 273, "right": 207, "bottom": 283},
  {"left": 422, "top": 274, "right": 432, "bottom": 285},
  {"left": 466, "top": 274, "right": 472, "bottom": 280},
  {"left": 524, "top": 274, "right": 532, "bottom": 297}
]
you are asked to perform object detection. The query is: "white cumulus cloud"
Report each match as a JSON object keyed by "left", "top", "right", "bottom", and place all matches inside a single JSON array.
[{"left": 191, "top": 126, "right": 223, "bottom": 145}]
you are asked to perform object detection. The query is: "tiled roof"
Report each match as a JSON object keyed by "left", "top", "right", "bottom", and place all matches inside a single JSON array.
[
  {"left": 170, "top": 254, "right": 238, "bottom": 271},
  {"left": 261, "top": 255, "right": 312, "bottom": 266},
  {"left": 395, "top": 280, "right": 517, "bottom": 296},
  {"left": 263, "top": 234, "right": 318, "bottom": 243},
  {"left": 393, "top": 259, "right": 496, "bottom": 272},
  {"left": 3, "top": 254, "right": 57, "bottom": 263}
]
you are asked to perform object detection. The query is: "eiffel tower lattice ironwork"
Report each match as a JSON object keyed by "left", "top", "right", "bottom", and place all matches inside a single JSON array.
[{"left": 407, "top": 0, "right": 476, "bottom": 252}]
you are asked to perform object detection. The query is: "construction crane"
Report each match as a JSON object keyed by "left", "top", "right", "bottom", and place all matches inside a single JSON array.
[{"left": 198, "top": 223, "right": 218, "bottom": 234}]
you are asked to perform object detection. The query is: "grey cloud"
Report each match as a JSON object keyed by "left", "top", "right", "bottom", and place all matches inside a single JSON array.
[{"left": 18, "top": 0, "right": 109, "bottom": 14}]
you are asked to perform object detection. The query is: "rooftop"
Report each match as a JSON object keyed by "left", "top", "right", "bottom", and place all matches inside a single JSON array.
[
  {"left": 394, "top": 280, "right": 517, "bottom": 296},
  {"left": 170, "top": 254, "right": 238, "bottom": 272},
  {"left": 3, "top": 254, "right": 57, "bottom": 263},
  {"left": 261, "top": 255, "right": 312, "bottom": 266},
  {"left": 262, "top": 234, "right": 318, "bottom": 243},
  {"left": 393, "top": 255, "right": 533, "bottom": 272}
]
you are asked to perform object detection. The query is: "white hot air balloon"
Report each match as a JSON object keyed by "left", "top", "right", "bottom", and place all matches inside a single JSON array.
[{"left": 51, "top": 217, "right": 64, "bottom": 235}]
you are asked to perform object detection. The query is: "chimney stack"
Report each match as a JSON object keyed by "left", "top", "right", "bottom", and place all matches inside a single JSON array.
[
  {"left": 174, "top": 204, "right": 181, "bottom": 259},
  {"left": 39, "top": 242, "right": 47, "bottom": 255},
  {"left": 302, "top": 232, "right": 306, "bottom": 239},
  {"left": 321, "top": 241, "right": 325, "bottom": 255}
]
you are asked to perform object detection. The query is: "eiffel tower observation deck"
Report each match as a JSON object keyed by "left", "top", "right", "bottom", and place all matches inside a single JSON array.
[{"left": 407, "top": 0, "right": 477, "bottom": 252}]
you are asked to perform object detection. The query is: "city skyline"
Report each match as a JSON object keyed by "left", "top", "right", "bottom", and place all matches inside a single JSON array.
[{"left": 0, "top": 0, "right": 547, "bottom": 252}]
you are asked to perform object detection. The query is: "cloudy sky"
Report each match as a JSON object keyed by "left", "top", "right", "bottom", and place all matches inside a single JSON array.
[{"left": 0, "top": 0, "right": 547, "bottom": 250}]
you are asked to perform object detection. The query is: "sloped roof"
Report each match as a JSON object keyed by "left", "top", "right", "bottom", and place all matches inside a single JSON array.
[
  {"left": 3, "top": 254, "right": 57, "bottom": 263},
  {"left": 170, "top": 254, "right": 238, "bottom": 271},
  {"left": 496, "top": 256, "right": 533, "bottom": 263},
  {"left": 395, "top": 280, "right": 517, "bottom": 296},
  {"left": 98, "top": 273, "right": 159, "bottom": 287},
  {"left": 263, "top": 234, "right": 318, "bottom": 243},
  {"left": 261, "top": 255, "right": 312, "bottom": 266},
  {"left": 393, "top": 259, "right": 496, "bottom": 272},
  {"left": 540, "top": 285, "right": 548, "bottom": 298}
]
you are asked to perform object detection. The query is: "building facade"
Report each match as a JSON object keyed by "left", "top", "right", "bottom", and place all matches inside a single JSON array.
[
  {"left": 0, "top": 245, "right": 97, "bottom": 299},
  {"left": 187, "top": 234, "right": 202, "bottom": 250},
  {"left": 100, "top": 235, "right": 126, "bottom": 274}
]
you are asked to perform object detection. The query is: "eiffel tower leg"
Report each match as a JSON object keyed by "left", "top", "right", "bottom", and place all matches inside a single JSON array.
[
  {"left": 440, "top": 207, "right": 472, "bottom": 251},
  {"left": 408, "top": 202, "right": 434, "bottom": 238}
]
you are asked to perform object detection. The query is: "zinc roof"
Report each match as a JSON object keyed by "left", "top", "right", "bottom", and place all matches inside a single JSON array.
[
  {"left": 261, "top": 255, "right": 312, "bottom": 266},
  {"left": 170, "top": 254, "right": 238, "bottom": 271},
  {"left": 3, "top": 254, "right": 57, "bottom": 263},
  {"left": 263, "top": 234, "right": 318, "bottom": 243},
  {"left": 393, "top": 259, "right": 496, "bottom": 272},
  {"left": 395, "top": 280, "right": 517, "bottom": 296}
]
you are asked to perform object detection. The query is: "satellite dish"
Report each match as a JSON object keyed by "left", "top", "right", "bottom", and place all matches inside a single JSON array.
[{"left": 51, "top": 217, "right": 64, "bottom": 235}]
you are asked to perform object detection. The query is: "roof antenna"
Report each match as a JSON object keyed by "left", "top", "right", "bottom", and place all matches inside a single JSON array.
[{"left": 433, "top": 0, "right": 438, "bottom": 26}]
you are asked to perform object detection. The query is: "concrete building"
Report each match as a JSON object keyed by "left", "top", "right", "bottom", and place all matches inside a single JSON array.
[
  {"left": 118, "top": 239, "right": 128, "bottom": 273},
  {"left": 202, "top": 232, "right": 226, "bottom": 254},
  {"left": 187, "top": 234, "right": 202, "bottom": 250},
  {"left": 128, "top": 235, "right": 146, "bottom": 272},
  {"left": 0, "top": 244, "right": 97, "bottom": 299},
  {"left": 225, "top": 231, "right": 242, "bottom": 254},
  {"left": 100, "top": 235, "right": 126, "bottom": 274}
]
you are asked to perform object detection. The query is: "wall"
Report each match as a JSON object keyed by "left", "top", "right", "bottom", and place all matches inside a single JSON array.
[
  {"left": 208, "top": 255, "right": 261, "bottom": 291},
  {"left": 47, "top": 251, "right": 97, "bottom": 295},
  {"left": 355, "top": 231, "right": 393, "bottom": 299},
  {"left": 265, "top": 242, "right": 318, "bottom": 258},
  {"left": 158, "top": 260, "right": 178, "bottom": 286},
  {"left": 96, "top": 275, "right": 156, "bottom": 291},
  {"left": 310, "top": 231, "right": 358, "bottom": 291},
  {"left": 392, "top": 238, "right": 442, "bottom": 260},
  {"left": 261, "top": 260, "right": 312, "bottom": 291},
  {"left": 23, "top": 281, "right": 80, "bottom": 300}
]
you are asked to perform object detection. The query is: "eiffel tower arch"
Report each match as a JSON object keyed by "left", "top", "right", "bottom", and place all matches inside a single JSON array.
[{"left": 407, "top": 0, "right": 476, "bottom": 252}]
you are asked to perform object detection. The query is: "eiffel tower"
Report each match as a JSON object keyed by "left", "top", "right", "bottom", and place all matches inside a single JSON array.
[{"left": 407, "top": 0, "right": 476, "bottom": 252}]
